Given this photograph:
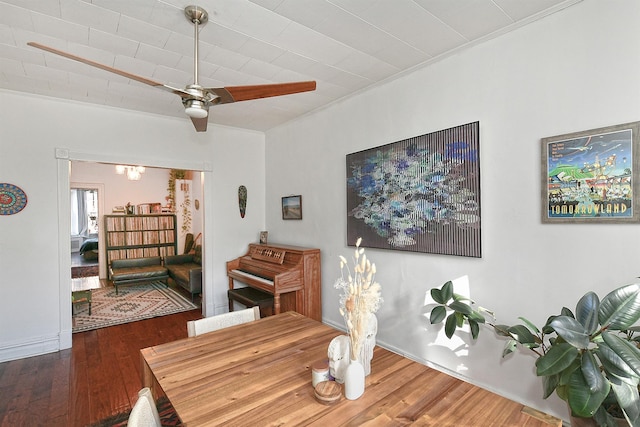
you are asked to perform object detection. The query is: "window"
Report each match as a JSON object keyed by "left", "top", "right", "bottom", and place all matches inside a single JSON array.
[{"left": 71, "top": 189, "right": 98, "bottom": 236}]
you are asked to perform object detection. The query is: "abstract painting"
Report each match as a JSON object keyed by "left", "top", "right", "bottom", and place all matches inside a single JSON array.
[{"left": 346, "top": 122, "right": 481, "bottom": 257}]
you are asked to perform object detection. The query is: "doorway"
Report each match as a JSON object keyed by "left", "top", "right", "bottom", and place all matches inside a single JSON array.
[
  {"left": 70, "top": 187, "right": 99, "bottom": 278},
  {"left": 57, "top": 152, "right": 211, "bottom": 351}
]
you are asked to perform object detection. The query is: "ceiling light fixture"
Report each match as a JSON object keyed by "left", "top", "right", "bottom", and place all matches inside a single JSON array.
[
  {"left": 115, "top": 165, "right": 146, "bottom": 181},
  {"left": 184, "top": 99, "right": 209, "bottom": 119}
]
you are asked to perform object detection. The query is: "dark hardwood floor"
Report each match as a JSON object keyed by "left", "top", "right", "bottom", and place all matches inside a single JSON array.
[{"left": 0, "top": 309, "right": 202, "bottom": 426}]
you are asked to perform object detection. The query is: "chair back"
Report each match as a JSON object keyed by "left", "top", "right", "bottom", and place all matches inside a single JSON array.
[
  {"left": 187, "top": 306, "right": 260, "bottom": 337},
  {"left": 127, "top": 387, "right": 161, "bottom": 427}
]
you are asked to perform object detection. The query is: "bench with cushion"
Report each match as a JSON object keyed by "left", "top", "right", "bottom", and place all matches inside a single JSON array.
[
  {"left": 164, "top": 245, "right": 202, "bottom": 301},
  {"left": 109, "top": 256, "right": 169, "bottom": 294}
]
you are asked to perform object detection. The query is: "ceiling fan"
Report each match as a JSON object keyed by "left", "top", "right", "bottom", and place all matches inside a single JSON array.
[{"left": 28, "top": 5, "right": 316, "bottom": 132}]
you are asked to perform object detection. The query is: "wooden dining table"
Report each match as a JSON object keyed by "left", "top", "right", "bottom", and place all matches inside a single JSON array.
[{"left": 140, "top": 311, "right": 561, "bottom": 426}]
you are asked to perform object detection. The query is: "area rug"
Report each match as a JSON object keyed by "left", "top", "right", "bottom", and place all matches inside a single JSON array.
[
  {"left": 73, "top": 282, "right": 197, "bottom": 333},
  {"left": 71, "top": 264, "right": 99, "bottom": 278},
  {"left": 90, "top": 396, "right": 181, "bottom": 426}
]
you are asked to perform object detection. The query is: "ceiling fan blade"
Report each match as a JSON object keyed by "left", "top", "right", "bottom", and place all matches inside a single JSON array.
[
  {"left": 27, "top": 42, "right": 193, "bottom": 98},
  {"left": 207, "top": 81, "right": 316, "bottom": 104},
  {"left": 190, "top": 116, "right": 208, "bottom": 132}
]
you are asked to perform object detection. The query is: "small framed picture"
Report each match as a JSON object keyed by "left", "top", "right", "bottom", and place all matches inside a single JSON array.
[
  {"left": 282, "top": 195, "right": 302, "bottom": 220},
  {"left": 260, "top": 231, "right": 268, "bottom": 244}
]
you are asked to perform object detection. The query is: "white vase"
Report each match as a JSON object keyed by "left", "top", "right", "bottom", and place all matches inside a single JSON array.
[
  {"left": 344, "top": 359, "right": 365, "bottom": 400},
  {"left": 358, "top": 313, "right": 377, "bottom": 376}
]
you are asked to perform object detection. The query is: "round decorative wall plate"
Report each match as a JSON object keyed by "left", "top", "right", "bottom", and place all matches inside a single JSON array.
[{"left": 0, "top": 183, "right": 28, "bottom": 215}]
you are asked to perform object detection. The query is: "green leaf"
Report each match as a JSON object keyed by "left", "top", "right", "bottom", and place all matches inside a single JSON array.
[
  {"left": 444, "top": 312, "right": 457, "bottom": 338},
  {"left": 541, "top": 373, "right": 559, "bottom": 399},
  {"left": 517, "top": 317, "right": 540, "bottom": 334},
  {"left": 508, "top": 325, "right": 537, "bottom": 345},
  {"left": 558, "top": 357, "right": 581, "bottom": 386},
  {"left": 567, "top": 367, "right": 610, "bottom": 418},
  {"left": 561, "top": 307, "right": 575, "bottom": 318},
  {"left": 602, "top": 332, "right": 640, "bottom": 377},
  {"left": 502, "top": 339, "right": 517, "bottom": 358},
  {"left": 494, "top": 324, "right": 512, "bottom": 337},
  {"left": 469, "top": 319, "right": 479, "bottom": 340},
  {"left": 609, "top": 374, "right": 640, "bottom": 424},
  {"left": 596, "top": 342, "right": 640, "bottom": 381},
  {"left": 430, "top": 305, "right": 446, "bottom": 324},
  {"left": 575, "top": 292, "right": 600, "bottom": 335},
  {"left": 592, "top": 406, "right": 618, "bottom": 427},
  {"left": 549, "top": 316, "right": 590, "bottom": 349},
  {"left": 441, "top": 281, "right": 453, "bottom": 302},
  {"left": 581, "top": 351, "right": 607, "bottom": 393},
  {"left": 430, "top": 288, "right": 444, "bottom": 304},
  {"left": 449, "top": 301, "right": 473, "bottom": 316},
  {"left": 455, "top": 312, "right": 466, "bottom": 327},
  {"left": 542, "top": 315, "right": 561, "bottom": 334},
  {"left": 467, "top": 310, "right": 486, "bottom": 324},
  {"left": 599, "top": 283, "right": 640, "bottom": 331},
  {"left": 536, "top": 343, "right": 580, "bottom": 376}
]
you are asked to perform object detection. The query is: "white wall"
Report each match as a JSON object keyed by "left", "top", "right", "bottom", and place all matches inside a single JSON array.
[
  {"left": 71, "top": 161, "right": 169, "bottom": 214},
  {"left": 265, "top": 0, "right": 640, "bottom": 421},
  {"left": 0, "top": 91, "right": 265, "bottom": 362}
]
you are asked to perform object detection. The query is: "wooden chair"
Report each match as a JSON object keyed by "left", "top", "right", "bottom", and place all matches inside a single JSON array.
[
  {"left": 187, "top": 306, "right": 260, "bottom": 337},
  {"left": 127, "top": 387, "right": 161, "bottom": 427}
]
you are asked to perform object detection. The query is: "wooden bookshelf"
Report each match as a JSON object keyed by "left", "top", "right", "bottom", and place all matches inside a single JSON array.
[{"left": 104, "top": 214, "right": 177, "bottom": 268}]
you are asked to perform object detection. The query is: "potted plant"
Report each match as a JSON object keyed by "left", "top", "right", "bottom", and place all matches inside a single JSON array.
[{"left": 428, "top": 280, "right": 640, "bottom": 426}]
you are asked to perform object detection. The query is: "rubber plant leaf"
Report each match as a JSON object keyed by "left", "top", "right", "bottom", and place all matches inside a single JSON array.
[
  {"left": 430, "top": 305, "right": 446, "bottom": 325},
  {"left": 536, "top": 342, "right": 579, "bottom": 377},
  {"left": 609, "top": 374, "right": 640, "bottom": 425},
  {"left": 542, "top": 315, "right": 560, "bottom": 335},
  {"left": 596, "top": 342, "right": 639, "bottom": 380},
  {"left": 592, "top": 405, "right": 621, "bottom": 427},
  {"left": 507, "top": 325, "right": 537, "bottom": 345},
  {"left": 581, "top": 350, "right": 607, "bottom": 394},
  {"left": 575, "top": 291, "right": 600, "bottom": 335},
  {"left": 541, "top": 373, "right": 560, "bottom": 399},
  {"left": 599, "top": 283, "right": 640, "bottom": 331},
  {"left": 602, "top": 332, "right": 640, "bottom": 378},
  {"left": 567, "top": 366, "right": 610, "bottom": 418},
  {"left": 502, "top": 339, "right": 517, "bottom": 358},
  {"left": 494, "top": 324, "right": 512, "bottom": 337},
  {"left": 549, "top": 316, "right": 590, "bottom": 349},
  {"left": 518, "top": 316, "right": 540, "bottom": 334}
]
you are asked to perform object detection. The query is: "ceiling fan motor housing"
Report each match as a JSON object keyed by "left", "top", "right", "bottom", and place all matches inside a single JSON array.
[{"left": 184, "top": 5, "right": 208, "bottom": 25}]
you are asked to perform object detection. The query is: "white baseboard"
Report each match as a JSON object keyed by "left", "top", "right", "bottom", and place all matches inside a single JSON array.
[{"left": 0, "top": 333, "right": 62, "bottom": 363}]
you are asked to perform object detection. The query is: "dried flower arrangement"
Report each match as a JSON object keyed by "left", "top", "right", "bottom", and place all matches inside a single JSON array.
[{"left": 335, "top": 238, "right": 383, "bottom": 361}]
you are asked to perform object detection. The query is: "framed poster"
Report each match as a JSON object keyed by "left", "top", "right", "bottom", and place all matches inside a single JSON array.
[
  {"left": 541, "top": 121, "right": 640, "bottom": 223},
  {"left": 282, "top": 195, "right": 302, "bottom": 220},
  {"left": 346, "top": 122, "right": 481, "bottom": 257}
]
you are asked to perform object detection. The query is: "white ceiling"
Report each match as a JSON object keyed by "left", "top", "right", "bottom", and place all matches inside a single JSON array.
[{"left": 0, "top": 0, "right": 581, "bottom": 132}]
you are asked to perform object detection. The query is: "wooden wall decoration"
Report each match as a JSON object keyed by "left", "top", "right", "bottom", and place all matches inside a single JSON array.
[{"left": 346, "top": 122, "right": 481, "bottom": 257}]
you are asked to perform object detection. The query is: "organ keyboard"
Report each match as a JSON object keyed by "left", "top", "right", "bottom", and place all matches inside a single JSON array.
[{"left": 227, "top": 243, "right": 322, "bottom": 321}]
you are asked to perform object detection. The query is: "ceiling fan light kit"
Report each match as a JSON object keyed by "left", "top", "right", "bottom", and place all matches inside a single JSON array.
[
  {"left": 27, "top": 5, "right": 316, "bottom": 132},
  {"left": 184, "top": 99, "right": 209, "bottom": 119}
]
